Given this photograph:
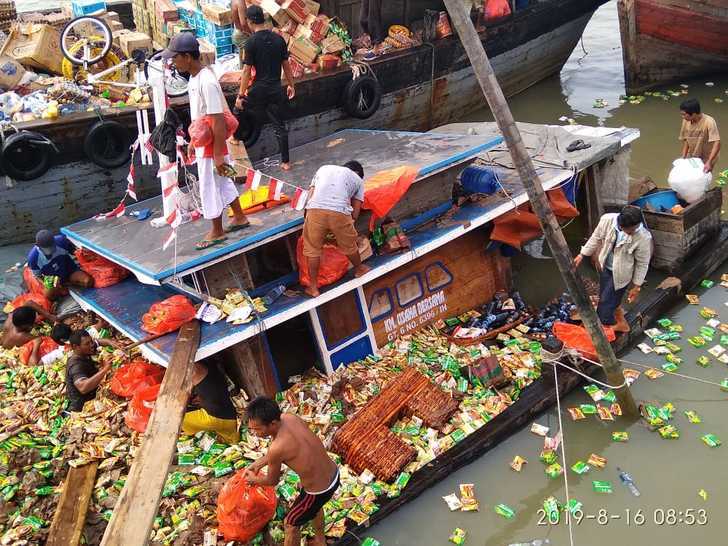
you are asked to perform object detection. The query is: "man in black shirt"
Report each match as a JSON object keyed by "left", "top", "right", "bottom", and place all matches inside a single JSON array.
[
  {"left": 235, "top": 5, "right": 295, "bottom": 171},
  {"left": 181, "top": 362, "right": 239, "bottom": 444},
  {"left": 66, "top": 330, "right": 112, "bottom": 412}
]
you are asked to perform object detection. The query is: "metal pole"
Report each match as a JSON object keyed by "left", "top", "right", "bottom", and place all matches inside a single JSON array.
[{"left": 443, "top": 0, "right": 638, "bottom": 417}]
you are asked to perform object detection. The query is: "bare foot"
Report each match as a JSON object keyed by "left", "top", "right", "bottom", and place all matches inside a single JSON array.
[
  {"left": 353, "top": 264, "right": 371, "bottom": 278},
  {"left": 281, "top": 162, "right": 291, "bottom": 171},
  {"left": 304, "top": 286, "right": 320, "bottom": 298}
]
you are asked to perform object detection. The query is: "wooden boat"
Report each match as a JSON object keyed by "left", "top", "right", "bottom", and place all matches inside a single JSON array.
[
  {"left": 0, "top": 0, "right": 608, "bottom": 246},
  {"left": 617, "top": 0, "right": 728, "bottom": 93}
]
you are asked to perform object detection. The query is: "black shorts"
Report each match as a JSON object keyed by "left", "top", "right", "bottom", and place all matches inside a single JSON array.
[{"left": 284, "top": 471, "right": 340, "bottom": 527}]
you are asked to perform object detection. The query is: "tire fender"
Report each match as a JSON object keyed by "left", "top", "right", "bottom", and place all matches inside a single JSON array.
[
  {"left": 342, "top": 75, "right": 382, "bottom": 119},
  {"left": 0, "top": 131, "right": 56, "bottom": 181},
  {"left": 84, "top": 120, "right": 133, "bottom": 169}
]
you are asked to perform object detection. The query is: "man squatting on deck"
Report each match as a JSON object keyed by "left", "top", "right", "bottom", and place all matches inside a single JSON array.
[
  {"left": 302, "top": 161, "right": 372, "bottom": 297},
  {"left": 245, "top": 397, "right": 339, "bottom": 546},
  {"left": 679, "top": 98, "right": 721, "bottom": 173},
  {"left": 573, "top": 206, "right": 652, "bottom": 330},
  {"left": 163, "top": 33, "right": 251, "bottom": 250},
  {"left": 28, "top": 230, "right": 93, "bottom": 300}
]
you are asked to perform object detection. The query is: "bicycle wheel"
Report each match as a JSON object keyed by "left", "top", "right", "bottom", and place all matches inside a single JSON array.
[
  {"left": 62, "top": 45, "right": 124, "bottom": 83},
  {"left": 61, "top": 16, "right": 112, "bottom": 66},
  {"left": 144, "top": 51, "right": 189, "bottom": 97}
]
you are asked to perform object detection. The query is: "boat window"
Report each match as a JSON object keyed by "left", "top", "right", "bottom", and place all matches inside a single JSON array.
[
  {"left": 425, "top": 262, "right": 453, "bottom": 291},
  {"left": 396, "top": 274, "right": 423, "bottom": 307},
  {"left": 317, "top": 291, "right": 366, "bottom": 350},
  {"left": 369, "top": 289, "right": 393, "bottom": 322}
]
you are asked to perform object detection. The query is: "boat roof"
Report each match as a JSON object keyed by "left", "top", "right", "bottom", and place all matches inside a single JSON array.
[
  {"left": 70, "top": 163, "right": 572, "bottom": 367},
  {"left": 61, "top": 129, "right": 503, "bottom": 284}
]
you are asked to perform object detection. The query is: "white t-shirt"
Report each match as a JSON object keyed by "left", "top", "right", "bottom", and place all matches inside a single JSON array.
[
  {"left": 188, "top": 67, "right": 226, "bottom": 122},
  {"left": 306, "top": 165, "right": 365, "bottom": 215}
]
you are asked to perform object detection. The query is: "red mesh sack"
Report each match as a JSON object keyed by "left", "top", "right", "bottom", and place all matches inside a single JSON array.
[
  {"left": 111, "top": 359, "right": 164, "bottom": 398},
  {"left": 19, "top": 337, "right": 59, "bottom": 365},
  {"left": 125, "top": 383, "right": 161, "bottom": 433},
  {"left": 296, "top": 237, "right": 349, "bottom": 288},
  {"left": 141, "top": 295, "right": 196, "bottom": 335},
  {"left": 23, "top": 266, "right": 46, "bottom": 296},
  {"left": 553, "top": 322, "right": 616, "bottom": 362},
  {"left": 76, "top": 248, "right": 130, "bottom": 288},
  {"left": 8, "top": 293, "right": 52, "bottom": 324},
  {"left": 188, "top": 112, "right": 239, "bottom": 148},
  {"left": 484, "top": 0, "right": 512, "bottom": 19},
  {"left": 216, "top": 470, "right": 277, "bottom": 542}
]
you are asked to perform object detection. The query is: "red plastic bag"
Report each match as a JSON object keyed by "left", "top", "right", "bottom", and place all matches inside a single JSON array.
[
  {"left": 19, "top": 337, "right": 59, "bottom": 365},
  {"left": 141, "top": 295, "right": 197, "bottom": 335},
  {"left": 76, "top": 248, "right": 129, "bottom": 288},
  {"left": 553, "top": 322, "right": 616, "bottom": 362},
  {"left": 8, "top": 293, "right": 53, "bottom": 324},
  {"left": 111, "top": 359, "right": 164, "bottom": 398},
  {"left": 125, "top": 383, "right": 161, "bottom": 433},
  {"left": 217, "top": 469, "right": 277, "bottom": 542},
  {"left": 362, "top": 165, "right": 418, "bottom": 230},
  {"left": 188, "top": 111, "right": 239, "bottom": 148},
  {"left": 484, "top": 0, "right": 512, "bottom": 20},
  {"left": 296, "top": 237, "right": 349, "bottom": 288},
  {"left": 23, "top": 266, "right": 46, "bottom": 296}
]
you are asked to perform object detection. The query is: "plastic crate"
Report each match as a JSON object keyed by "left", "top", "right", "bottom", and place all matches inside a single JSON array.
[
  {"left": 72, "top": 0, "right": 107, "bottom": 16},
  {"left": 215, "top": 44, "right": 233, "bottom": 56}
]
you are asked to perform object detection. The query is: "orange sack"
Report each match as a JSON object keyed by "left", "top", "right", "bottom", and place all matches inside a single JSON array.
[
  {"left": 217, "top": 469, "right": 277, "bottom": 542},
  {"left": 19, "top": 337, "right": 59, "bottom": 365},
  {"left": 76, "top": 248, "right": 130, "bottom": 288},
  {"left": 553, "top": 322, "right": 616, "bottom": 362},
  {"left": 125, "top": 383, "right": 161, "bottom": 433},
  {"left": 362, "top": 165, "right": 418, "bottom": 230},
  {"left": 8, "top": 293, "right": 53, "bottom": 324},
  {"left": 141, "top": 295, "right": 197, "bottom": 335},
  {"left": 296, "top": 237, "right": 349, "bottom": 289},
  {"left": 111, "top": 359, "right": 164, "bottom": 398}
]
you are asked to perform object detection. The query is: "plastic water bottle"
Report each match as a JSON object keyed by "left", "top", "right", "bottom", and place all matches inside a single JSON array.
[
  {"left": 263, "top": 285, "right": 286, "bottom": 306},
  {"left": 509, "top": 540, "right": 550, "bottom": 546},
  {"left": 618, "top": 467, "right": 641, "bottom": 496}
]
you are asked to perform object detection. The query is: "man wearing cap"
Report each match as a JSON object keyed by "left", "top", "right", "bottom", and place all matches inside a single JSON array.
[
  {"left": 27, "top": 230, "right": 93, "bottom": 300},
  {"left": 163, "top": 32, "right": 250, "bottom": 250},
  {"left": 235, "top": 5, "right": 295, "bottom": 171}
]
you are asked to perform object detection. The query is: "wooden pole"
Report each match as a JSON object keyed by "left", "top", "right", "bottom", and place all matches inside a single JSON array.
[
  {"left": 443, "top": 0, "right": 638, "bottom": 417},
  {"left": 46, "top": 462, "right": 99, "bottom": 546},
  {"left": 100, "top": 320, "right": 201, "bottom": 546}
]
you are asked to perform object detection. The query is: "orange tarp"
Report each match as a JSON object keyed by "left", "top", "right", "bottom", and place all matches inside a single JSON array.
[{"left": 363, "top": 165, "right": 419, "bottom": 230}]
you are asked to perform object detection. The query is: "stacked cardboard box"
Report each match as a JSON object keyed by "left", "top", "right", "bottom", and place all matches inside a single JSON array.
[{"left": 0, "top": 1, "right": 16, "bottom": 33}]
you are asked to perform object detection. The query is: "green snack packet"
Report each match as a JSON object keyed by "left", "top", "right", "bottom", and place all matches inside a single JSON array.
[
  {"left": 331, "top": 412, "right": 345, "bottom": 424},
  {"left": 529, "top": 341, "right": 542, "bottom": 354},
  {"left": 212, "top": 461, "right": 233, "bottom": 477},
  {"left": 700, "top": 279, "right": 715, "bottom": 289},
  {"left": 666, "top": 332, "right": 681, "bottom": 341},
  {"left": 580, "top": 404, "right": 597, "bottom": 415},
  {"left": 540, "top": 450, "right": 557, "bottom": 465},
  {"left": 208, "top": 443, "right": 226, "bottom": 456},
  {"left": 545, "top": 463, "right": 563, "bottom": 479},
  {"left": 592, "top": 480, "right": 613, "bottom": 493},
  {"left": 177, "top": 453, "right": 196, "bottom": 466},
  {"left": 696, "top": 355, "right": 711, "bottom": 367},
  {"left": 449, "top": 528, "right": 466, "bottom": 545},
  {"left": 494, "top": 503, "right": 515, "bottom": 519},
  {"left": 721, "top": 335, "right": 728, "bottom": 347},
  {"left": 700, "top": 326, "right": 716, "bottom": 337},
  {"left": 394, "top": 472, "right": 411, "bottom": 489},
  {"left": 657, "top": 318, "right": 672, "bottom": 328},
  {"left": 444, "top": 317, "right": 460, "bottom": 327},
  {"left": 662, "top": 362, "right": 679, "bottom": 373},
  {"left": 571, "top": 461, "right": 590, "bottom": 475},
  {"left": 612, "top": 431, "right": 629, "bottom": 442},
  {"left": 665, "top": 354, "right": 682, "bottom": 365},
  {"left": 450, "top": 429, "right": 466, "bottom": 443},
  {"left": 196, "top": 453, "right": 215, "bottom": 467},
  {"left": 543, "top": 496, "right": 560, "bottom": 522},
  {"left": 658, "top": 425, "right": 680, "bottom": 439},
  {"left": 457, "top": 377, "right": 469, "bottom": 393},
  {"left": 665, "top": 342, "right": 682, "bottom": 353},
  {"left": 34, "top": 486, "right": 54, "bottom": 496},
  {"left": 566, "top": 498, "right": 583, "bottom": 515},
  {"left": 684, "top": 410, "right": 701, "bottom": 424},
  {"left": 101, "top": 510, "right": 113, "bottom": 521},
  {"left": 361, "top": 539, "right": 381, "bottom": 546},
  {"left": 278, "top": 483, "right": 298, "bottom": 502},
  {"left": 721, "top": 379, "right": 728, "bottom": 392},
  {"left": 285, "top": 472, "right": 301, "bottom": 486},
  {"left": 668, "top": 324, "right": 683, "bottom": 333},
  {"left": 23, "top": 515, "right": 46, "bottom": 530},
  {"left": 601, "top": 391, "right": 616, "bottom": 403},
  {"left": 701, "top": 434, "right": 721, "bottom": 447}
]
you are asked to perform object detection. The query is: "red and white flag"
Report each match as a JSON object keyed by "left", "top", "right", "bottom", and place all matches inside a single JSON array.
[
  {"left": 291, "top": 187, "right": 308, "bottom": 211},
  {"left": 95, "top": 200, "right": 126, "bottom": 220},
  {"left": 268, "top": 178, "right": 283, "bottom": 201},
  {"left": 251, "top": 170, "right": 262, "bottom": 191},
  {"left": 126, "top": 164, "right": 137, "bottom": 201},
  {"left": 245, "top": 168, "right": 255, "bottom": 188}
]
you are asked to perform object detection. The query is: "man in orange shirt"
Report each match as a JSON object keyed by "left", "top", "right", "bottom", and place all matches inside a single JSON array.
[{"left": 679, "top": 98, "right": 721, "bottom": 173}]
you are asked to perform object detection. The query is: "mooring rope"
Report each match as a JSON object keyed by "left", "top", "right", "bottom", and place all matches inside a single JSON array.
[{"left": 541, "top": 349, "right": 629, "bottom": 390}]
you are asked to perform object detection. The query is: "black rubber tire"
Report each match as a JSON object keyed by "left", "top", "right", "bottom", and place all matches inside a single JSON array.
[
  {"left": 233, "top": 108, "right": 262, "bottom": 149},
  {"left": 342, "top": 75, "right": 382, "bottom": 119},
  {"left": 61, "top": 16, "right": 113, "bottom": 66},
  {"left": 1, "top": 131, "right": 54, "bottom": 181},
  {"left": 84, "top": 120, "right": 133, "bottom": 169}
]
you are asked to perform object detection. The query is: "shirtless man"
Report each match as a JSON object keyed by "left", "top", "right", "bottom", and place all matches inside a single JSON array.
[
  {"left": 244, "top": 397, "right": 339, "bottom": 546},
  {"left": 1, "top": 304, "right": 56, "bottom": 349}
]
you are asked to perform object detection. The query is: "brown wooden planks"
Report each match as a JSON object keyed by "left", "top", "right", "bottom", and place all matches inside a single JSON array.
[{"left": 46, "top": 462, "right": 99, "bottom": 546}]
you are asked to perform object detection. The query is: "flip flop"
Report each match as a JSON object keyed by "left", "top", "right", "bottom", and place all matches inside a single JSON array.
[
  {"left": 195, "top": 237, "right": 227, "bottom": 250},
  {"left": 225, "top": 221, "right": 251, "bottom": 233}
]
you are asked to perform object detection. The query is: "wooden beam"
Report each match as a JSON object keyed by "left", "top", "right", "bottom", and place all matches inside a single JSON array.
[
  {"left": 46, "top": 462, "right": 99, "bottom": 546},
  {"left": 100, "top": 320, "right": 201, "bottom": 546}
]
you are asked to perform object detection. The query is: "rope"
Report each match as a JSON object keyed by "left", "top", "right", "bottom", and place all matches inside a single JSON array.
[
  {"left": 552, "top": 362, "right": 576, "bottom": 546},
  {"left": 541, "top": 349, "right": 629, "bottom": 390}
]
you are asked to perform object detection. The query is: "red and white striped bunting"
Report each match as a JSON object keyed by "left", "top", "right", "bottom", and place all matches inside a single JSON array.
[{"left": 243, "top": 167, "right": 308, "bottom": 210}]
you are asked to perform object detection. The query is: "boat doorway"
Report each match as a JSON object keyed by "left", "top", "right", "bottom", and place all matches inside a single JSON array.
[{"left": 266, "top": 315, "right": 321, "bottom": 389}]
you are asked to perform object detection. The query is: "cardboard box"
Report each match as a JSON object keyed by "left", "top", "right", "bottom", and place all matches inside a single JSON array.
[
  {"left": 281, "top": 0, "right": 309, "bottom": 24},
  {"left": 292, "top": 23, "right": 312, "bottom": 41},
  {"left": 321, "top": 33, "right": 345, "bottom": 54},
  {"left": 0, "top": 24, "right": 63, "bottom": 75},
  {"left": 260, "top": 0, "right": 291, "bottom": 27},
  {"left": 109, "top": 20, "right": 124, "bottom": 32},
  {"left": 0, "top": 56, "right": 25, "bottom": 89},
  {"left": 154, "top": 0, "right": 179, "bottom": 23},
  {"left": 198, "top": 38, "right": 216, "bottom": 66},
  {"left": 288, "top": 35, "right": 318, "bottom": 64},
  {"left": 304, "top": 0, "right": 320, "bottom": 16},
  {"left": 113, "top": 28, "right": 132, "bottom": 46},
  {"left": 119, "top": 31, "right": 153, "bottom": 57},
  {"left": 202, "top": 3, "right": 232, "bottom": 26}
]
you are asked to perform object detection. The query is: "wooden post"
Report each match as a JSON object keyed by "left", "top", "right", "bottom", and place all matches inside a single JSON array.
[
  {"left": 443, "top": 0, "right": 638, "bottom": 417},
  {"left": 100, "top": 320, "right": 201, "bottom": 546},
  {"left": 47, "top": 462, "right": 99, "bottom": 546}
]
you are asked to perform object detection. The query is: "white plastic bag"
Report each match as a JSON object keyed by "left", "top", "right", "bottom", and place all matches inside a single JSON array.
[{"left": 667, "top": 158, "right": 712, "bottom": 203}]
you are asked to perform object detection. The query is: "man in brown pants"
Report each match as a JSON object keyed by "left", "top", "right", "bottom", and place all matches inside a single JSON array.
[
  {"left": 360, "top": 0, "right": 384, "bottom": 44},
  {"left": 302, "top": 161, "right": 371, "bottom": 298}
]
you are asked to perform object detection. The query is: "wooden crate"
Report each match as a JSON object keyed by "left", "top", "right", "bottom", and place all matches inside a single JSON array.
[{"left": 642, "top": 187, "right": 722, "bottom": 274}]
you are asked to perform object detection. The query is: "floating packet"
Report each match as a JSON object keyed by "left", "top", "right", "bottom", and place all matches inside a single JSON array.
[
  {"left": 719, "top": 354, "right": 728, "bottom": 364},
  {"left": 494, "top": 504, "right": 515, "bottom": 519},
  {"left": 708, "top": 345, "right": 725, "bottom": 357},
  {"left": 689, "top": 336, "right": 707, "bottom": 348},
  {"left": 530, "top": 423, "right": 549, "bottom": 436},
  {"left": 696, "top": 355, "right": 711, "bottom": 367},
  {"left": 721, "top": 334, "right": 728, "bottom": 346},
  {"left": 644, "top": 328, "right": 662, "bottom": 339},
  {"left": 665, "top": 354, "right": 682, "bottom": 365},
  {"left": 684, "top": 410, "right": 701, "bottom": 424},
  {"left": 610, "top": 403, "right": 622, "bottom": 416},
  {"left": 707, "top": 319, "right": 721, "bottom": 328},
  {"left": 662, "top": 362, "right": 679, "bottom": 373},
  {"left": 543, "top": 433, "right": 562, "bottom": 451},
  {"left": 701, "top": 434, "right": 721, "bottom": 447},
  {"left": 543, "top": 496, "right": 560, "bottom": 522},
  {"left": 568, "top": 407, "right": 586, "bottom": 421},
  {"left": 602, "top": 391, "right": 617, "bottom": 403},
  {"left": 657, "top": 318, "right": 673, "bottom": 328},
  {"left": 700, "top": 325, "right": 716, "bottom": 338},
  {"left": 584, "top": 384, "right": 604, "bottom": 401},
  {"left": 669, "top": 324, "right": 684, "bottom": 332},
  {"left": 545, "top": 463, "right": 563, "bottom": 479},
  {"left": 623, "top": 368, "right": 641, "bottom": 384},
  {"left": 449, "top": 528, "right": 467, "bottom": 545},
  {"left": 587, "top": 454, "right": 607, "bottom": 468},
  {"left": 597, "top": 406, "right": 614, "bottom": 421},
  {"left": 654, "top": 346, "right": 671, "bottom": 355},
  {"left": 362, "top": 539, "right": 381, "bottom": 546},
  {"left": 567, "top": 498, "right": 583, "bottom": 515},
  {"left": 459, "top": 483, "right": 479, "bottom": 511},
  {"left": 686, "top": 294, "right": 700, "bottom": 305},
  {"left": 612, "top": 431, "right": 629, "bottom": 442},
  {"left": 658, "top": 425, "right": 680, "bottom": 439},
  {"left": 665, "top": 342, "right": 682, "bottom": 353},
  {"left": 540, "top": 450, "right": 557, "bottom": 465},
  {"left": 701, "top": 279, "right": 715, "bottom": 289},
  {"left": 395, "top": 472, "right": 411, "bottom": 490},
  {"left": 580, "top": 404, "right": 597, "bottom": 415},
  {"left": 700, "top": 307, "right": 718, "bottom": 319},
  {"left": 667, "top": 331, "right": 681, "bottom": 340},
  {"left": 442, "top": 493, "right": 462, "bottom": 511},
  {"left": 637, "top": 343, "right": 653, "bottom": 354},
  {"left": 592, "top": 480, "right": 613, "bottom": 493},
  {"left": 510, "top": 455, "right": 527, "bottom": 472},
  {"left": 645, "top": 368, "right": 664, "bottom": 379},
  {"left": 571, "top": 461, "right": 590, "bottom": 475}
]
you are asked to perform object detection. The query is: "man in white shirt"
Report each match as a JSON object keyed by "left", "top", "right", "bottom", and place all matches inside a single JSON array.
[
  {"left": 163, "top": 32, "right": 250, "bottom": 250},
  {"left": 302, "top": 161, "right": 370, "bottom": 297}
]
